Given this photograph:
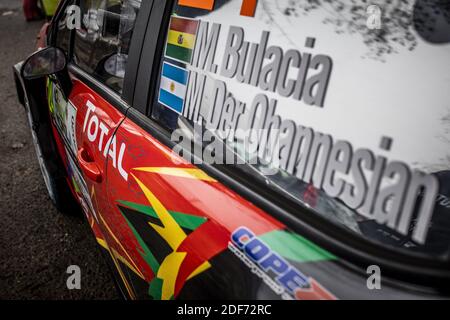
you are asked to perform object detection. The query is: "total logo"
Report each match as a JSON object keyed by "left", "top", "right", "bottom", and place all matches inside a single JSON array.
[
  {"left": 231, "top": 227, "right": 336, "bottom": 300},
  {"left": 82, "top": 100, "right": 128, "bottom": 181}
]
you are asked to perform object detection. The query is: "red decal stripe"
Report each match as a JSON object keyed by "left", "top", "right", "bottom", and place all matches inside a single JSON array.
[{"left": 174, "top": 221, "right": 229, "bottom": 296}]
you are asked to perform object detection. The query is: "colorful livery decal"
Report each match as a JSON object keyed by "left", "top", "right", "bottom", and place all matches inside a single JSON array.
[
  {"left": 230, "top": 226, "right": 337, "bottom": 300},
  {"left": 116, "top": 170, "right": 227, "bottom": 300},
  {"left": 259, "top": 230, "right": 336, "bottom": 263},
  {"left": 105, "top": 165, "right": 337, "bottom": 300},
  {"left": 47, "top": 79, "right": 76, "bottom": 151}
]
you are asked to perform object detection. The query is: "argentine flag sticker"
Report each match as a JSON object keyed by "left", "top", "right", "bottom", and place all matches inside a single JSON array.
[{"left": 158, "top": 62, "right": 189, "bottom": 115}]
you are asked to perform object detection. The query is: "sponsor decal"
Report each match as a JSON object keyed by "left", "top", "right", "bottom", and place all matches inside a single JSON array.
[
  {"left": 230, "top": 226, "right": 336, "bottom": 300},
  {"left": 165, "top": 16, "right": 199, "bottom": 64},
  {"left": 258, "top": 229, "right": 336, "bottom": 263},
  {"left": 66, "top": 149, "right": 96, "bottom": 219},
  {"left": 111, "top": 168, "right": 336, "bottom": 299},
  {"left": 47, "top": 81, "right": 78, "bottom": 156},
  {"left": 52, "top": 83, "right": 68, "bottom": 132},
  {"left": 116, "top": 171, "right": 226, "bottom": 300},
  {"left": 47, "top": 79, "right": 55, "bottom": 114},
  {"left": 158, "top": 62, "right": 190, "bottom": 115},
  {"left": 66, "top": 101, "right": 77, "bottom": 155},
  {"left": 82, "top": 100, "right": 128, "bottom": 181},
  {"left": 48, "top": 81, "right": 69, "bottom": 137}
]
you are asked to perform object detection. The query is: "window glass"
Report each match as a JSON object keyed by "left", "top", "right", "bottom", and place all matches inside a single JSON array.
[
  {"left": 151, "top": 0, "right": 450, "bottom": 258},
  {"left": 55, "top": 1, "right": 76, "bottom": 54},
  {"left": 73, "top": 0, "right": 141, "bottom": 93}
]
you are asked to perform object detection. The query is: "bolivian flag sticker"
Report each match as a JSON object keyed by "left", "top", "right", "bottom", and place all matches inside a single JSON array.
[
  {"left": 165, "top": 16, "right": 199, "bottom": 64},
  {"left": 158, "top": 62, "right": 189, "bottom": 114}
]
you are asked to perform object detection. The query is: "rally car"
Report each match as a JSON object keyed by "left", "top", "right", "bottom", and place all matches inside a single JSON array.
[{"left": 13, "top": 0, "right": 450, "bottom": 299}]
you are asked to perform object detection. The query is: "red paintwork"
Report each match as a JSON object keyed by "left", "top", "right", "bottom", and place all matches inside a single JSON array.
[
  {"left": 49, "top": 75, "right": 288, "bottom": 299},
  {"left": 102, "top": 116, "right": 285, "bottom": 296},
  {"left": 77, "top": 147, "right": 103, "bottom": 183},
  {"left": 69, "top": 77, "right": 126, "bottom": 218}
]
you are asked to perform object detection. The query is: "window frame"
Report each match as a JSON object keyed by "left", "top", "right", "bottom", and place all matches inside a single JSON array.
[
  {"left": 128, "top": 0, "right": 450, "bottom": 289},
  {"left": 48, "top": 0, "right": 76, "bottom": 54}
]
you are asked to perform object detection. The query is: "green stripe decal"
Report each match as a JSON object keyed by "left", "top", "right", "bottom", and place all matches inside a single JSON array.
[
  {"left": 117, "top": 200, "right": 207, "bottom": 231},
  {"left": 71, "top": 177, "right": 80, "bottom": 194},
  {"left": 47, "top": 79, "right": 54, "bottom": 114},
  {"left": 165, "top": 43, "right": 192, "bottom": 63},
  {"left": 148, "top": 277, "right": 163, "bottom": 300},
  {"left": 259, "top": 230, "right": 336, "bottom": 263},
  {"left": 117, "top": 207, "right": 160, "bottom": 273}
]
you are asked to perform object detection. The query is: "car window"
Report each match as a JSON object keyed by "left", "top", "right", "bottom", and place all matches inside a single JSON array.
[
  {"left": 55, "top": 0, "right": 76, "bottom": 54},
  {"left": 72, "top": 0, "right": 141, "bottom": 93},
  {"left": 150, "top": 0, "right": 450, "bottom": 259}
]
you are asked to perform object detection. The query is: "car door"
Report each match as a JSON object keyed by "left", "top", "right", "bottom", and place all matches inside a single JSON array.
[
  {"left": 66, "top": 0, "right": 151, "bottom": 298},
  {"left": 46, "top": 0, "right": 96, "bottom": 216},
  {"left": 47, "top": 0, "right": 147, "bottom": 270}
]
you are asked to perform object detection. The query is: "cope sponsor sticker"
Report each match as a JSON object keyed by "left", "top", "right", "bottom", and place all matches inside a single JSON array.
[{"left": 230, "top": 226, "right": 336, "bottom": 300}]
